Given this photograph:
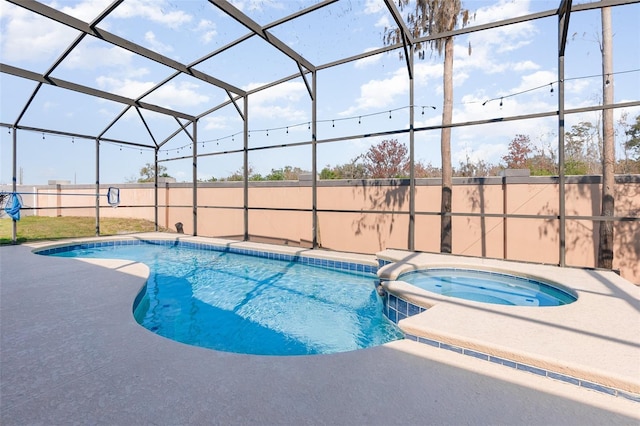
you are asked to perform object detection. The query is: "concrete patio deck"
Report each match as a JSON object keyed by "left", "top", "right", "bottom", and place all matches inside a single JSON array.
[
  {"left": 378, "top": 249, "right": 640, "bottom": 397},
  {"left": 1, "top": 234, "right": 639, "bottom": 425}
]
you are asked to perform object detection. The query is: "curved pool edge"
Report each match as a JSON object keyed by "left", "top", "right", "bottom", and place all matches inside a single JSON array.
[
  {"left": 375, "top": 248, "right": 640, "bottom": 399},
  {"left": 30, "top": 233, "right": 399, "bottom": 356}
]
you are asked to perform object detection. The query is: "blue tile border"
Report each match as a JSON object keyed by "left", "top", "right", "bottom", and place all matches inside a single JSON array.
[
  {"left": 35, "top": 239, "right": 378, "bottom": 276},
  {"left": 380, "top": 284, "right": 638, "bottom": 403},
  {"left": 404, "top": 331, "right": 640, "bottom": 403},
  {"left": 382, "top": 291, "right": 427, "bottom": 324}
]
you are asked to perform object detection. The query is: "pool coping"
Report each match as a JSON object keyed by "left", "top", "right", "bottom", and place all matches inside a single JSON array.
[
  {"left": 3, "top": 233, "right": 640, "bottom": 424},
  {"left": 28, "top": 234, "right": 640, "bottom": 400},
  {"left": 377, "top": 249, "right": 640, "bottom": 399}
]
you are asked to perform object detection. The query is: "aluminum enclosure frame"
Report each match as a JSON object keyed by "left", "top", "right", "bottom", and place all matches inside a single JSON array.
[{"left": 1, "top": 0, "right": 639, "bottom": 270}]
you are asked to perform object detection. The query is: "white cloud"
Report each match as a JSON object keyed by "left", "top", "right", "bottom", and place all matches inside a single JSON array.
[
  {"left": 364, "top": 0, "right": 385, "bottom": 15},
  {"left": 512, "top": 61, "right": 540, "bottom": 72},
  {"left": 43, "top": 101, "right": 59, "bottom": 111},
  {"left": 96, "top": 76, "right": 155, "bottom": 98},
  {"left": 112, "top": 0, "right": 192, "bottom": 29},
  {"left": 340, "top": 69, "right": 408, "bottom": 116},
  {"left": 56, "top": 0, "right": 113, "bottom": 22},
  {"left": 454, "top": 141, "right": 508, "bottom": 165},
  {"left": 64, "top": 40, "right": 135, "bottom": 70},
  {"left": 509, "top": 70, "right": 557, "bottom": 95},
  {"left": 144, "top": 82, "right": 210, "bottom": 108},
  {"left": 375, "top": 14, "right": 391, "bottom": 29},
  {"left": 354, "top": 48, "right": 383, "bottom": 69},
  {"left": 230, "top": 0, "right": 284, "bottom": 12},
  {"left": 243, "top": 81, "right": 308, "bottom": 120},
  {"left": 203, "top": 116, "right": 231, "bottom": 130},
  {"left": 196, "top": 19, "right": 218, "bottom": 44},
  {"left": 144, "top": 31, "right": 174, "bottom": 55},
  {"left": 0, "top": 3, "right": 77, "bottom": 63}
]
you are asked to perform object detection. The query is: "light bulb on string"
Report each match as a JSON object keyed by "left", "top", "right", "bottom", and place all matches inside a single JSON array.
[
  {"left": 358, "top": 116, "right": 361, "bottom": 124},
  {"left": 42, "top": 133, "right": 45, "bottom": 140},
  {"left": 422, "top": 107, "right": 425, "bottom": 115},
  {"left": 389, "top": 110, "right": 392, "bottom": 119},
  {"left": 308, "top": 122, "right": 310, "bottom": 130},
  {"left": 332, "top": 120, "right": 335, "bottom": 128},
  {"left": 286, "top": 127, "right": 289, "bottom": 134},
  {"left": 550, "top": 83, "right": 554, "bottom": 93},
  {"left": 499, "top": 97, "right": 503, "bottom": 107}
]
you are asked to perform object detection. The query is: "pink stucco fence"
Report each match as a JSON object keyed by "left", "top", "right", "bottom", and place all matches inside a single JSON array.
[{"left": 6, "top": 175, "right": 639, "bottom": 284}]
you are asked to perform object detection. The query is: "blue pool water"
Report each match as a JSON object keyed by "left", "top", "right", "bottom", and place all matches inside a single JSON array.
[
  {"left": 45, "top": 241, "right": 403, "bottom": 355},
  {"left": 398, "top": 268, "right": 576, "bottom": 306}
]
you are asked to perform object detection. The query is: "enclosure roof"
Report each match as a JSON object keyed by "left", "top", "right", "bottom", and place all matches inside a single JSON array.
[{"left": 0, "top": 0, "right": 626, "bottom": 149}]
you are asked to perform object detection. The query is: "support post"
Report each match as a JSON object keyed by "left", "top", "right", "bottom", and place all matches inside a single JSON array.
[
  {"left": 192, "top": 119, "right": 198, "bottom": 236},
  {"left": 154, "top": 148, "right": 159, "bottom": 232},
  {"left": 312, "top": 71, "right": 318, "bottom": 248},
  {"left": 243, "top": 96, "right": 249, "bottom": 241},
  {"left": 408, "top": 48, "right": 415, "bottom": 251},
  {"left": 95, "top": 138, "right": 100, "bottom": 236},
  {"left": 11, "top": 127, "right": 17, "bottom": 244},
  {"left": 558, "top": 0, "right": 572, "bottom": 267}
]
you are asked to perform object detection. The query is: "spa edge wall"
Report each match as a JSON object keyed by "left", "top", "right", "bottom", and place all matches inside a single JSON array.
[{"left": 9, "top": 175, "right": 639, "bottom": 284}]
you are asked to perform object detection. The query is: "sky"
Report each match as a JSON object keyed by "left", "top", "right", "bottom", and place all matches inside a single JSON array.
[{"left": 1, "top": 0, "right": 639, "bottom": 185}]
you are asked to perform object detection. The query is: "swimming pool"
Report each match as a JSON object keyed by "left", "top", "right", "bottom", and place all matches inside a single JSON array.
[
  {"left": 40, "top": 240, "right": 403, "bottom": 355},
  {"left": 397, "top": 268, "right": 576, "bottom": 306}
]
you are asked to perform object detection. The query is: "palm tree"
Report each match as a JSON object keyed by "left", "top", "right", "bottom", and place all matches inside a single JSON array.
[
  {"left": 598, "top": 5, "right": 614, "bottom": 269},
  {"left": 384, "top": 0, "right": 470, "bottom": 253}
]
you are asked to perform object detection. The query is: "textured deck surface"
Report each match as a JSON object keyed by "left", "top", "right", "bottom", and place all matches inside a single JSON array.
[{"left": 1, "top": 234, "right": 638, "bottom": 425}]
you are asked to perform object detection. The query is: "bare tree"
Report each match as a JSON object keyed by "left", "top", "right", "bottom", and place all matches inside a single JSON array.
[{"left": 363, "top": 139, "right": 409, "bottom": 178}]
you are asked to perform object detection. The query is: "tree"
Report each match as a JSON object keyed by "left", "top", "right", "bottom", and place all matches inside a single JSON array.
[
  {"left": 137, "top": 162, "right": 171, "bottom": 183},
  {"left": 502, "top": 134, "right": 532, "bottom": 169},
  {"left": 565, "top": 122, "right": 601, "bottom": 174},
  {"left": 385, "top": 0, "right": 471, "bottom": 253},
  {"left": 598, "top": 5, "right": 615, "bottom": 270},
  {"left": 320, "top": 157, "right": 368, "bottom": 180},
  {"left": 624, "top": 114, "right": 640, "bottom": 160},
  {"left": 414, "top": 160, "right": 441, "bottom": 178},
  {"left": 528, "top": 145, "right": 557, "bottom": 176},
  {"left": 363, "top": 139, "right": 409, "bottom": 178}
]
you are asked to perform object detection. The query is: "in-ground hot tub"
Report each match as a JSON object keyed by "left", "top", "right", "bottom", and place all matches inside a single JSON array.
[
  {"left": 376, "top": 257, "right": 577, "bottom": 324},
  {"left": 396, "top": 267, "right": 576, "bottom": 307}
]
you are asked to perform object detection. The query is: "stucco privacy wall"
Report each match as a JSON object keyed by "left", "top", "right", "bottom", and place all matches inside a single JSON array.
[{"left": 6, "top": 175, "right": 639, "bottom": 283}]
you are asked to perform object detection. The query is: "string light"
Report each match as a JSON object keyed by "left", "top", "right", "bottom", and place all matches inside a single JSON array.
[
  {"left": 499, "top": 97, "right": 503, "bottom": 107},
  {"left": 549, "top": 83, "right": 554, "bottom": 93},
  {"left": 332, "top": 120, "right": 335, "bottom": 128},
  {"left": 358, "top": 116, "right": 361, "bottom": 124}
]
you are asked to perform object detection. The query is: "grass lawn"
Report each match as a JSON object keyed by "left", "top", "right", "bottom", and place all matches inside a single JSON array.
[{"left": 0, "top": 216, "right": 167, "bottom": 245}]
